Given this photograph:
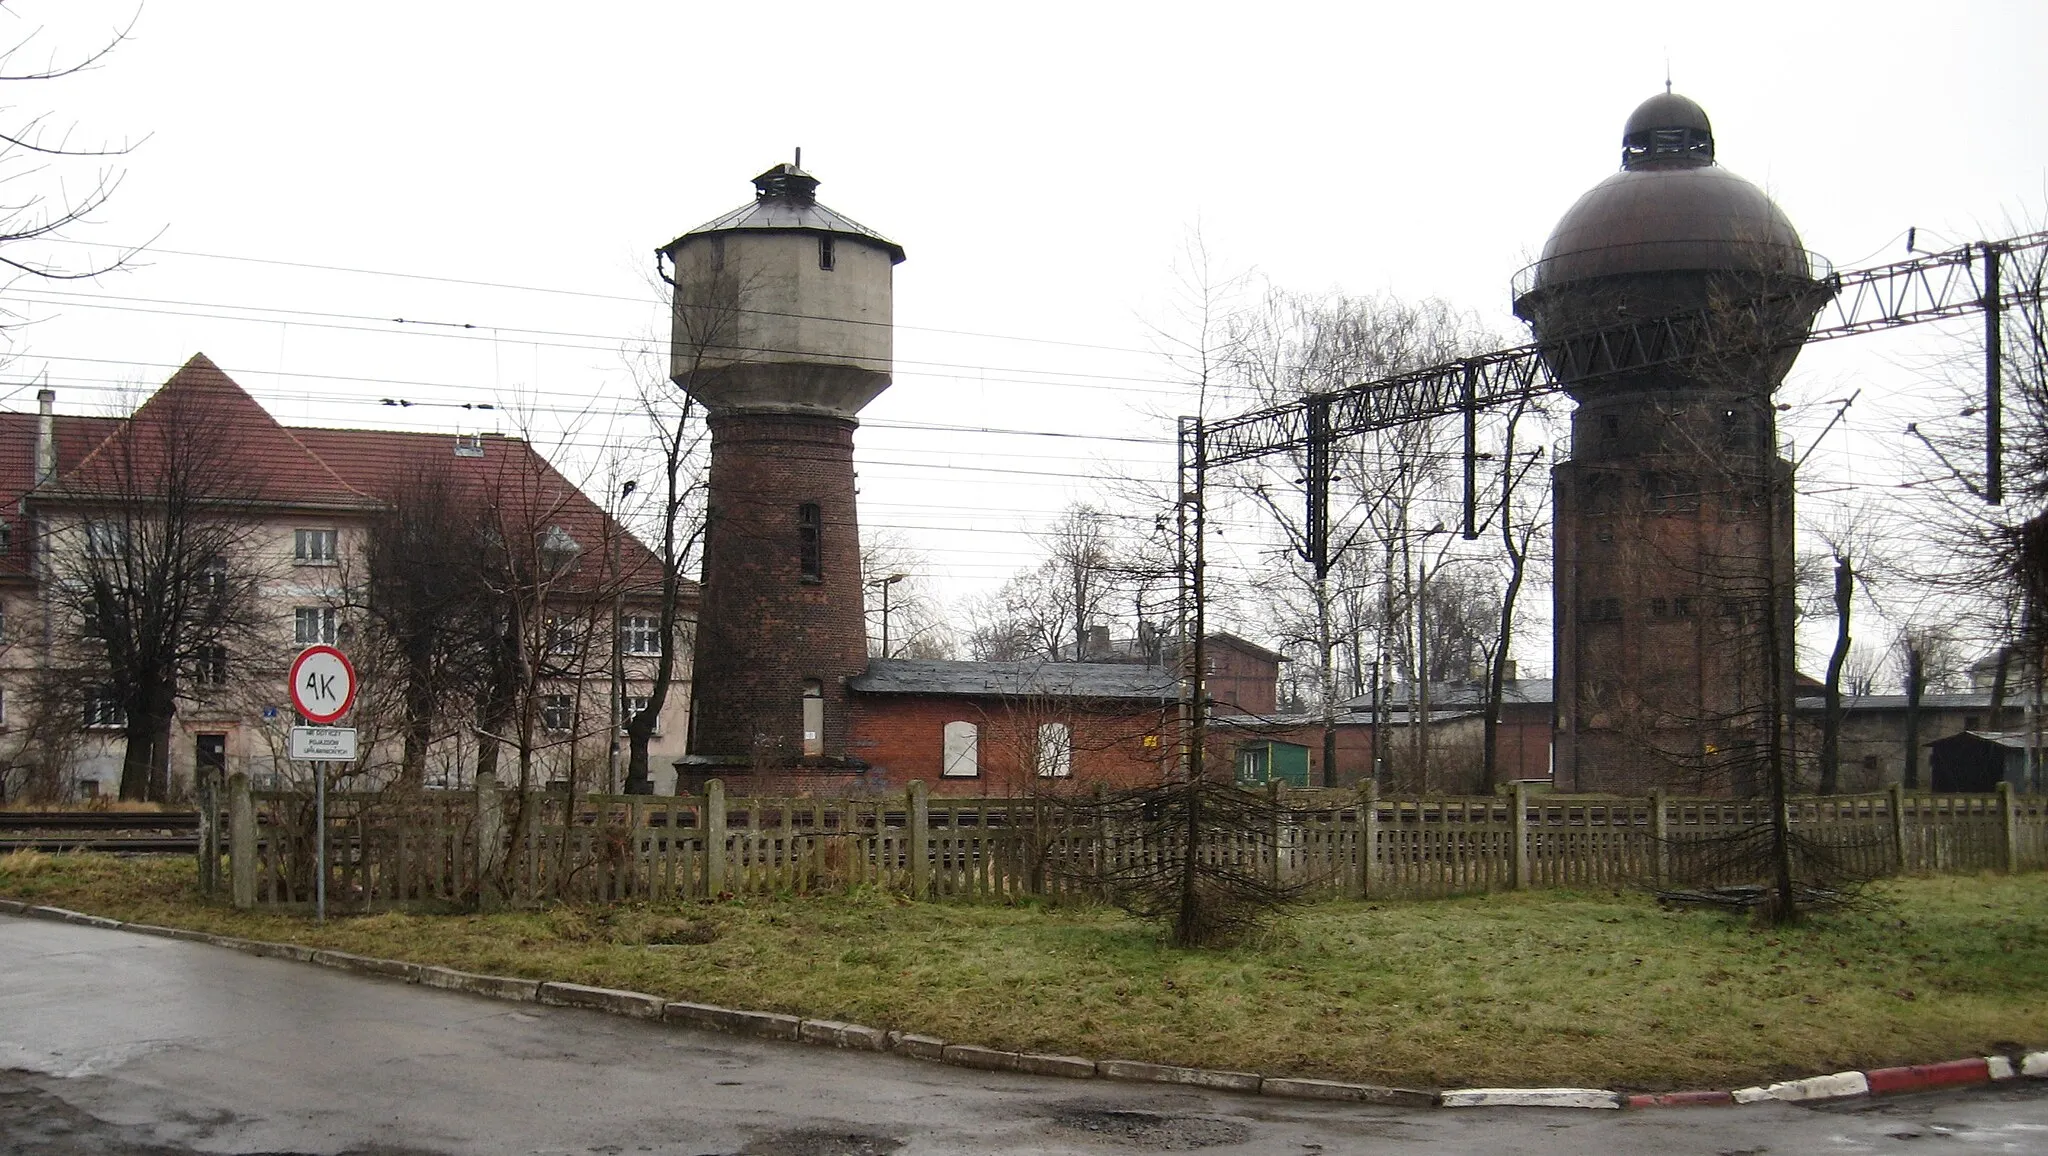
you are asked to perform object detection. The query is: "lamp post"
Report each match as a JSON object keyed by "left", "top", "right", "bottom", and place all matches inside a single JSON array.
[{"left": 869, "top": 573, "right": 908, "bottom": 658}]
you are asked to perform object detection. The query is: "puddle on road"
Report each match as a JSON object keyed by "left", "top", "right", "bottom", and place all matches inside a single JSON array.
[
  {"left": 709, "top": 1128, "right": 905, "bottom": 1156},
  {"left": 1045, "top": 1104, "right": 1252, "bottom": 1150}
]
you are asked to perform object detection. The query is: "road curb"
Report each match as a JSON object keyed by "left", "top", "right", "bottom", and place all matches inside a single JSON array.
[{"left": 4, "top": 902, "right": 2046, "bottom": 1111}]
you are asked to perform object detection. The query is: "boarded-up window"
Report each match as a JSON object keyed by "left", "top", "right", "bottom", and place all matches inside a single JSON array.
[
  {"left": 1036, "top": 722, "right": 1072, "bottom": 778},
  {"left": 942, "top": 721, "right": 979, "bottom": 777},
  {"left": 801, "top": 680, "right": 824, "bottom": 756}
]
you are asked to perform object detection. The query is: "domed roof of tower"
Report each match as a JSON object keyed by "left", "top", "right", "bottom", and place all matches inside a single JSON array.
[
  {"left": 668, "top": 161, "right": 905, "bottom": 264},
  {"left": 1515, "top": 91, "right": 1813, "bottom": 299}
]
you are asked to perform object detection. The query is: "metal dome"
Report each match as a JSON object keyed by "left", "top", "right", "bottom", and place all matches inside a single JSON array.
[{"left": 1515, "top": 92, "right": 1813, "bottom": 299}]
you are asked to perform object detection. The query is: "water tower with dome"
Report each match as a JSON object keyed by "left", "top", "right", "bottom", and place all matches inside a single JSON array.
[{"left": 1513, "top": 91, "right": 1831, "bottom": 794}]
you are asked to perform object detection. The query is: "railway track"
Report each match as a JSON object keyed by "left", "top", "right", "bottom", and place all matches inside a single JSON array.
[
  {"left": 0, "top": 810, "right": 200, "bottom": 832},
  {"left": 0, "top": 811, "right": 203, "bottom": 854},
  {"left": 0, "top": 836, "right": 198, "bottom": 854}
]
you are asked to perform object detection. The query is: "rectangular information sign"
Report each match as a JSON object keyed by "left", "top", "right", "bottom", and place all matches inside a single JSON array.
[{"left": 289, "top": 726, "right": 358, "bottom": 761}]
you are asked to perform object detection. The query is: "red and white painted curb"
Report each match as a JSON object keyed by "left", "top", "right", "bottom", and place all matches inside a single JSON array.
[{"left": 1617, "top": 1053, "right": 2044, "bottom": 1110}]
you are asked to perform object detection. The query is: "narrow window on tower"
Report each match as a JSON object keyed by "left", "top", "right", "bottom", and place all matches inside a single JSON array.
[
  {"left": 801, "top": 680, "right": 824, "bottom": 757},
  {"left": 797, "top": 502, "right": 823, "bottom": 582},
  {"left": 818, "top": 235, "right": 835, "bottom": 271}
]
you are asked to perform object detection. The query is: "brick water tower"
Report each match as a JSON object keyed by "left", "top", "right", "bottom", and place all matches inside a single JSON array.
[
  {"left": 660, "top": 160, "right": 904, "bottom": 775},
  {"left": 1513, "top": 93, "right": 1827, "bottom": 795}
]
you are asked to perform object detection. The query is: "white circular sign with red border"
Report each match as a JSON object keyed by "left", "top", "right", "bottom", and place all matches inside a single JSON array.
[{"left": 289, "top": 645, "right": 357, "bottom": 724}]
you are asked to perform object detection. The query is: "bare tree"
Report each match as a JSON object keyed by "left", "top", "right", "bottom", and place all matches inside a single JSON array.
[
  {"left": 351, "top": 461, "right": 490, "bottom": 787},
  {"left": 35, "top": 379, "right": 273, "bottom": 800},
  {"left": 0, "top": 6, "right": 148, "bottom": 302}
]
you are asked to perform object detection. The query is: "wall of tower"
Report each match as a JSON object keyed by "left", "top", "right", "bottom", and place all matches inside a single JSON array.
[
  {"left": 669, "top": 233, "right": 894, "bottom": 415},
  {"left": 687, "top": 412, "right": 869, "bottom": 762},
  {"left": 1552, "top": 387, "right": 1797, "bottom": 796}
]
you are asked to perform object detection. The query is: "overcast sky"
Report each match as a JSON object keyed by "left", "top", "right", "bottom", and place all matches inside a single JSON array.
[{"left": 8, "top": 1, "right": 2047, "bottom": 674}]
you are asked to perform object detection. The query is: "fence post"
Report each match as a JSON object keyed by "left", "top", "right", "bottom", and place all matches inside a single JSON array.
[
  {"left": 1362, "top": 781, "right": 1380, "bottom": 899},
  {"left": 705, "top": 779, "right": 727, "bottom": 898},
  {"left": 1268, "top": 779, "right": 1283, "bottom": 889},
  {"left": 195, "top": 767, "right": 218, "bottom": 896},
  {"left": 908, "top": 780, "right": 931, "bottom": 900},
  {"left": 1999, "top": 781, "right": 2019, "bottom": 874},
  {"left": 1511, "top": 781, "right": 1530, "bottom": 890},
  {"left": 228, "top": 772, "right": 256, "bottom": 910},
  {"left": 1889, "top": 782, "right": 1909, "bottom": 874},
  {"left": 475, "top": 772, "right": 502, "bottom": 911},
  {"left": 1650, "top": 788, "right": 1669, "bottom": 887}
]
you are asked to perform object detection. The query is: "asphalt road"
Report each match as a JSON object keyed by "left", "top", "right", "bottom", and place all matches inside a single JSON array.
[{"left": 4, "top": 917, "right": 2047, "bottom": 1155}]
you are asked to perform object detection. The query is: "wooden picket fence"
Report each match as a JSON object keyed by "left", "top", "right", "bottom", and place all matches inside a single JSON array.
[{"left": 213, "top": 774, "right": 2048, "bottom": 911}]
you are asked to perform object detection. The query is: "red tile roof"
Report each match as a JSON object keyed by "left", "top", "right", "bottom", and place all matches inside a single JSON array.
[
  {"left": 5, "top": 354, "right": 677, "bottom": 596},
  {"left": 59, "top": 354, "right": 376, "bottom": 508}
]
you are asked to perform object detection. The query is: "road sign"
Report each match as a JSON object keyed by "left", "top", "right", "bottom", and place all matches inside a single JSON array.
[
  {"left": 288, "top": 645, "right": 356, "bottom": 724},
  {"left": 289, "top": 726, "right": 358, "bottom": 761}
]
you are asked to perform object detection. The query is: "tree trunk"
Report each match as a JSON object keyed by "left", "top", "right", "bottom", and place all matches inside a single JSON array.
[{"left": 1819, "top": 555, "right": 1852, "bottom": 795}]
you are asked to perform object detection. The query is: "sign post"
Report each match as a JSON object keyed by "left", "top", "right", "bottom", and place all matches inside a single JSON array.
[{"left": 289, "top": 645, "right": 357, "bottom": 923}]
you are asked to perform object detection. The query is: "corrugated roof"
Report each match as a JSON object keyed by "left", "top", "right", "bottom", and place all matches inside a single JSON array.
[
  {"left": 852, "top": 658, "right": 1181, "bottom": 702},
  {"left": 1338, "top": 678, "right": 1555, "bottom": 711},
  {"left": 1792, "top": 691, "right": 1996, "bottom": 712}
]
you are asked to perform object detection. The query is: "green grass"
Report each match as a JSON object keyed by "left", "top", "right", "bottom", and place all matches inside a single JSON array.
[{"left": 6, "top": 851, "right": 2047, "bottom": 1090}]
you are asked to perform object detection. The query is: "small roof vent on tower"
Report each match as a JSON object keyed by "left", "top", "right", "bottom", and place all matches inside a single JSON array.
[
  {"left": 753, "top": 162, "right": 820, "bottom": 205},
  {"left": 1621, "top": 91, "right": 1714, "bottom": 170}
]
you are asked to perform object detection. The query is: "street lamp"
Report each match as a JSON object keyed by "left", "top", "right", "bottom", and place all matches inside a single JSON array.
[{"left": 869, "top": 573, "right": 908, "bottom": 658}]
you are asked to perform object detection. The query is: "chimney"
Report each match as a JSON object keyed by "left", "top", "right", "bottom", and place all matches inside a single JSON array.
[{"left": 34, "top": 389, "right": 55, "bottom": 486}]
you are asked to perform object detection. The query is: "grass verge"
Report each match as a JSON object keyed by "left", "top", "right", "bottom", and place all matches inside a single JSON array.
[{"left": 4, "top": 851, "right": 2045, "bottom": 1090}]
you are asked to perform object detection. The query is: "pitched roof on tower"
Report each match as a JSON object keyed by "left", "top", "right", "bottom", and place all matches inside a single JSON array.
[{"left": 666, "top": 162, "right": 905, "bottom": 263}]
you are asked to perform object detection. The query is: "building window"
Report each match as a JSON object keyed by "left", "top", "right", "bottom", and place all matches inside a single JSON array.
[
  {"left": 1036, "top": 722, "right": 1072, "bottom": 778},
  {"left": 622, "top": 694, "right": 661, "bottom": 736},
  {"left": 294, "top": 528, "right": 338, "bottom": 565},
  {"left": 196, "top": 645, "right": 228, "bottom": 686},
  {"left": 540, "top": 694, "right": 573, "bottom": 733},
  {"left": 797, "top": 503, "right": 823, "bottom": 582},
  {"left": 81, "top": 605, "right": 107, "bottom": 640},
  {"left": 942, "top": 720, "right": 979, "bottom": 778},
  {"left": 85, "top": 688, "right": 125, "bottom": 729},
  {"left": 197, "top": 555, "right": 228, "bottom": 601},
  {"left": 1646, "top": 471, "right": 1701, "bottom": 513},
  {"left": 85, "top": 520, "right": 128, "bottom": 558},
  {"left": 0, "top": 519, "right": 11, "bottom": 553},
  {"left": 295, "top": 607, "right": 337, "bottom": 645},
  {"left": 818, "top": 235, "right": 835, "bottom": 271},
  {"left": 621, "top": 615, "right": 662, "bottom": 656},
  {"left": 546, "top": 615, "right": 580, "bottom": 655},
  {"left": 1584, "top": 597, "right": 1621, "bottom": 623},
  {"left": 801, "top": 680, "right": 824, "bottom": 756}
]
